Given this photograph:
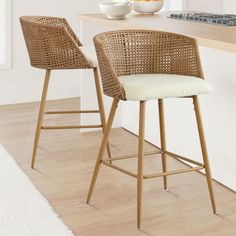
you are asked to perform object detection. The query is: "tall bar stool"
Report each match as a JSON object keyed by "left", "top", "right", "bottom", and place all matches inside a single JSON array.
[
  {"left": 87, "top": 30, "right": 216, "bottom": 228},
  {"left": 20, "top": 16, "right": 111, "bottom": 168}
]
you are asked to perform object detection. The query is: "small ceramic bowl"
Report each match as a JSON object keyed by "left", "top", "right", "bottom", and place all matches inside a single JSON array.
[
  {"left": 99, "top": 2, "right": 132, "bottom": 20},
  {"left": 132, "top": 0, "right": 164, "bottom": 14}
]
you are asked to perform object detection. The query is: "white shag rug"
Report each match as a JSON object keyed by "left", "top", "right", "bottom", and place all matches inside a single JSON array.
[{"left": 0, "top": 145, "right": 74, "bottom": 236}]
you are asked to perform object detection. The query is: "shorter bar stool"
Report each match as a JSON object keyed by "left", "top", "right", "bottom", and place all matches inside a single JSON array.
[
  {"left": 20, "top": 16, "right": 111, "bottom": 168},
  {"left": 87, "top": 30, "right": 217, "bottom": 229}
]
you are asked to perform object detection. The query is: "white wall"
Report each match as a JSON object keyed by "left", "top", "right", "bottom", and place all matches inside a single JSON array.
[
  {"left": 223, "top": 0, "right": 236, "bottom": 14},
  {"left": 186, "top": 0, "right": 236, "bottom": 14},
  {"left": 186, "top": 0, "right": 223, "bottom": 13},
  {"left": 163, "top": 0, "right": 183, "bottom": 11},
  {"left": 0, "top": 0, "right": 82, "bottom": 105},
  {"left": 0, "top": 0, "right": 6, "bottom": 64}
]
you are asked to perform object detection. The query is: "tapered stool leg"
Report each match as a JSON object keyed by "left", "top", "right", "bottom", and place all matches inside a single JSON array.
[
  {"left": 137, "top": 101, "right": 146, "bottom": 229},
  {"left": 93, "top": 68, "right": 112, "bottom": 160},
  {"left": 193, "top": 96, "right": 216, "bottom": 214},
  {"left": 31, "top": 69, "right": 51, "bottom": 169},
  {"left": 87, "top": 98, "right": 119, "bottom": 204},
  {"left": 158, "top": 99, "right": 168, "bottom": 190}
]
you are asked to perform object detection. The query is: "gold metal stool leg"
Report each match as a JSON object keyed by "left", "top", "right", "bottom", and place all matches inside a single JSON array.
[
  {"left": 87, "top": 98, "right": 119, "bottom": 204},
  {"left": 158, "top": 99, "right": 168, "bottom": 190},
  {"left": 137, "top": 101, "right": 146, "bottom": 229},
  {"left": 93, "top": 68, "right": 112, "bottom": 160},
  {"left": 31, "top": 69, "right": 51, "bottom": 169},
  {"left": 193, "top": 96, "right": 217, "bottom": 214}
]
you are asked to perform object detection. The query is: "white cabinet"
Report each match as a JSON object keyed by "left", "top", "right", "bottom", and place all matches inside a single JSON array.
[
  {"left": 122, "top": 46, "right": 236, "bottom": 192},
  {"left": 78, "top": 0, "right": 236, "bottom": 191}
]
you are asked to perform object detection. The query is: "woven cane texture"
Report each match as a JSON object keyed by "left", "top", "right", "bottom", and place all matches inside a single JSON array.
[
  {"left": 20, "top": 16, "right": 93, "bottom": 69},
  {"left": 94, "top": 30, "right": 204, "bottom": 100}
]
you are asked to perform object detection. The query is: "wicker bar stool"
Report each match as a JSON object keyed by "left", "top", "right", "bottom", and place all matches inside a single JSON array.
[
  {"left": 87, "top": 30, "right": 216, "bottom": 229},
  {"left": 20, "top": 16, "right": 111, "bottom": 168}
]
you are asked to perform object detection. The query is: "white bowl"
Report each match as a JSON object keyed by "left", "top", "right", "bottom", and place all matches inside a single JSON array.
[
  {"left": 99, "top": 2, "right": 132, "bottom": 20},
  {"left": 132, "top": 1, "right": 164, "bottom": 14}
]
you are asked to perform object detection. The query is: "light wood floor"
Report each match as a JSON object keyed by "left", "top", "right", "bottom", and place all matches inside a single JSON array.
[{"left": 0, "top": 98, "right": 235, "bottom": 236}]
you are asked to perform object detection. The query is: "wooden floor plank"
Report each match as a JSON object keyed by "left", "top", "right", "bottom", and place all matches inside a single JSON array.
[{"left": 0, "top": 98, "right": 235, "bottom": 235}]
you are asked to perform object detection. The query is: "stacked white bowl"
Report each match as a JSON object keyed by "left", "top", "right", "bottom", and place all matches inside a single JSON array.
[
  {"left": 132, "top": 0, "right": 164, "bottom": 14},
  {"left": 99, "top": 0, "right": 132, "bottom": 19}
]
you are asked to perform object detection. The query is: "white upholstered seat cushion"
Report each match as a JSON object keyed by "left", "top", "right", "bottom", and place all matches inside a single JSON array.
[
  {"left": 79, "top": 46, "right": 98, "bottom": 67},
  {"left": 118, "top": 74, "right": 213, "bottom": 101}
]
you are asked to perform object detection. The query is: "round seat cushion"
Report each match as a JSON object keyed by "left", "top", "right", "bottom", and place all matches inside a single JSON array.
[{"left": 118, "top": 74, "right": 213, "bottom": 101}]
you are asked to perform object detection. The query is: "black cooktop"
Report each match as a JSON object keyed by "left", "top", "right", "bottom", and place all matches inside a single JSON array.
[{"left": 169, "top": 12, "right": 236, "bottom": 26}]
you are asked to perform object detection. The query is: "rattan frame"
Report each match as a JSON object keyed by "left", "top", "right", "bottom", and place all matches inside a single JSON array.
[
  {"left": 87, "top": 30, "right": 216, "bottom": 229},
  {"left": 20, "top": 16, "right": 111, "bottom": 168},
  {"left": 20, "top": 16, "right": 92, "bottom": 69}
]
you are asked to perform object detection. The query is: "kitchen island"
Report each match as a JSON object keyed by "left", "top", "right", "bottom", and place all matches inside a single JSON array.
[
  {"left": 79, "top": 12, "right": 236, "bottom": 52},
  {"left": 78, "top": 12, "right": 236, "bottom": 191}
]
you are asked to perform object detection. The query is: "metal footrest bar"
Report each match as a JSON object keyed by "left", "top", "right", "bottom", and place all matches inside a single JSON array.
[
  {"left": 102, "top": 160, "right": 137, "bottom": 178},
  {"left": 41, "top": 124, "right": 103, "bottom": 130},
  {"left": 102, "top": 159, "right": 204, "bottom": 180},
  {"left": 102, "top": 149, "right": 205, "bottom": 180},
  {"left": 44, "top": 110, "right": 100, "bottom": 115},
  {"left": 166, "top": 151, "right": 204, "bottom": 167},
  {"left": 143, "top": 166, "right": 204, "bottom": 179},
  {"left": 103, "top": 150, "right": 162, "bottom": 162}
]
